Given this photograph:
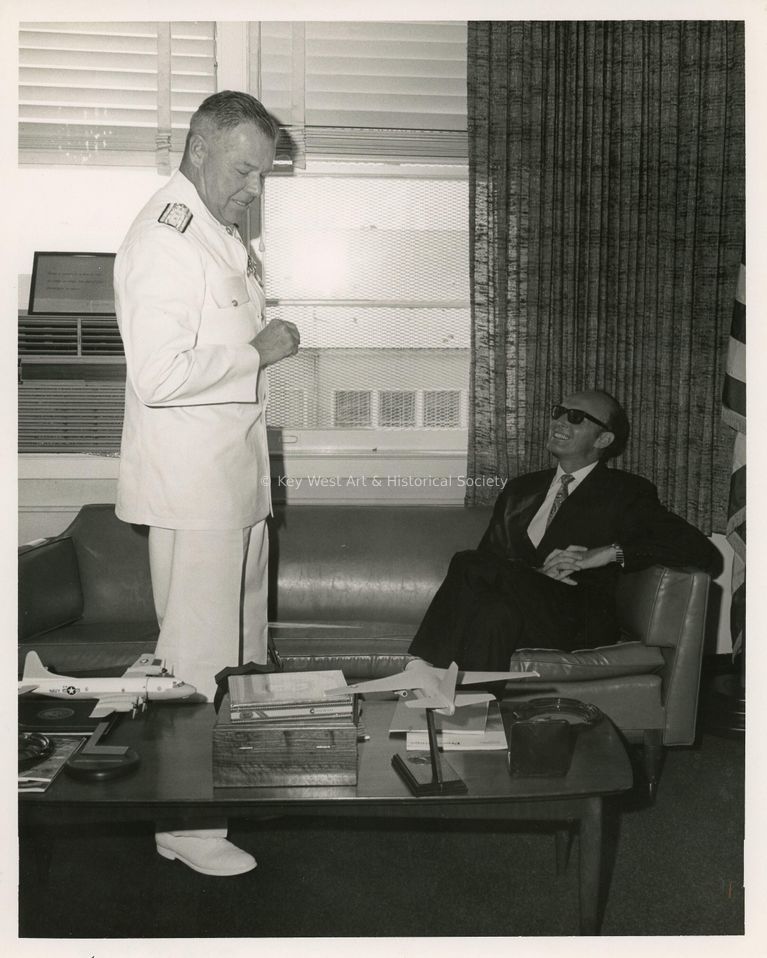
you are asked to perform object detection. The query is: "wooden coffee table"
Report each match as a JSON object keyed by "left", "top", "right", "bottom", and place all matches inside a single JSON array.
[{"left": 20, "top": 698, "right": 633, "bottom": 934}]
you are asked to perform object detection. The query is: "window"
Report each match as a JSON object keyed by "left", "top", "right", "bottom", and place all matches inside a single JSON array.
[
  {"left": 19, "top": 21, "right": 216, "bottom": 168},
  {"left": 262, "top": 175, "right": 470, "bottom": 438},
  {"left": 18, "top": 21, "right": 470, "bottom": 459},
  {"left": 254, "top": 23, "right": 470, "bottom": 441}
]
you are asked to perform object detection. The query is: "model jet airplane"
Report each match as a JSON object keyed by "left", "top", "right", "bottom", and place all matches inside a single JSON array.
[
  {"left": 18, "top": 651, "right": 196, "bottom": 718},
  {"left": 326, "top": 660, "right": 537, "bottom": 716}
]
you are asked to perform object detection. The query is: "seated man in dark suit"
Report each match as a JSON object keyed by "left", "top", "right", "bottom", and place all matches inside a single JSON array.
[{"left": 409, "top": 389, "right": 722, "bottom": 671}]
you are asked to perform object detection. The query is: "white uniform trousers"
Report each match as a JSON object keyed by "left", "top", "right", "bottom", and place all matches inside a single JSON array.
[
  {"left": 148, "top": 521, "right": 269, "bottom": 701},
  {"left": 150, "top": 522, "right": 268, "bottom": 844}
]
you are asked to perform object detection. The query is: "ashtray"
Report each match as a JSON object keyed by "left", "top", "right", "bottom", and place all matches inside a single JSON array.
[
  {"left": 503, "top": 698, "right": 603, "bottom": 778},
  {"left": 505, "top": 697, "right": 603, "bottom": 726}
]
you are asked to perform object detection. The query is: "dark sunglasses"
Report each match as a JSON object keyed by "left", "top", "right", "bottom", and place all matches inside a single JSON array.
[{"left": 551, "top": 404, "right": 610, "bottom": 430}]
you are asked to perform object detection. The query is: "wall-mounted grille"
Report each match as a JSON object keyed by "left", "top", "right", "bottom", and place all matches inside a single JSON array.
[
  {"left": 19, "top": 315, "right": 124, "bottom": 357},
  {"left": 424, "top": 389, "right": 461, "bottom": 428},
  {"left": 379, "top": 390, "right": 416, "bottom": 428},
  {"left": 330, "top": 387, "right": 465, "bottom": 430},
  {"left": 18, "top": 380, "right": 125, "bottom": 453},
  {"left": 333, "top": 390, "right": 372, "bottom": 427}
]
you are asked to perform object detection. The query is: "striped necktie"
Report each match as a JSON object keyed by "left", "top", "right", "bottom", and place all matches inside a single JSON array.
[{"left": 546, "top": 474, "right": 574, "bottom": 528}]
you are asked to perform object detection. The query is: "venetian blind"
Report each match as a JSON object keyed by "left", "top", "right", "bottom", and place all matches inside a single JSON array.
[
  {"left": 18, "top": 21, "right": 216, "bottom": 168},
  {"left": 258, "top": 20, "right": 467, "bottom": 162}
]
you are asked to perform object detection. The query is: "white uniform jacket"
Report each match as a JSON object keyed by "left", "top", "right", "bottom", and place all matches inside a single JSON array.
[{"left": 115, "top": 170, "right": 272, "bottom": 530}]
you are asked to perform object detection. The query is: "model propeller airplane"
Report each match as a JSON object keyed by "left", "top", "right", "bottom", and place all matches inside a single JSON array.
[
  {"left": 327, "top": 659, "right": 537, "bottom": 716},
  {"left": 18, "top": 651, "right": 196, "bottom": 718}
]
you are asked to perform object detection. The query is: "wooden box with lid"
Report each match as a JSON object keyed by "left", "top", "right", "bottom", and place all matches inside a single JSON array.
[{"left": 212, "top": 697, "right": 358, "bottom": 787}]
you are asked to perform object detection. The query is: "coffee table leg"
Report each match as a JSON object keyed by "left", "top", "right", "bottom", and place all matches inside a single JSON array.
[{"left": 578, "top": 796, "right": 603, "bottom": 935}]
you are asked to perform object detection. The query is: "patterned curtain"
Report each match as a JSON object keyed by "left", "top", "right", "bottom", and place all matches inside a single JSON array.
[
  {"left": 466, "top": 20, "right": 745, "bottom": 534},
  {"left": 723, "top": 254, "right": 746, "bottom": 654}
]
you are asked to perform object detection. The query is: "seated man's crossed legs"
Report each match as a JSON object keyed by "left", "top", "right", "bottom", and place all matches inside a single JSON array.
[{"left": 409, "top": 549, "right": 604, "bottom": 672}]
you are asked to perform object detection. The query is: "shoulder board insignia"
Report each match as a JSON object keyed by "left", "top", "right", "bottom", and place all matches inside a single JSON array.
[{"left": 158, "top": 203, "right": 193, "bottom": 233}]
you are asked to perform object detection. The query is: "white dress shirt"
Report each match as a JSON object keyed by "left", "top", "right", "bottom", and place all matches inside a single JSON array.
[{"left": 526, "top": 461, "right": 599, "bottom": 547}]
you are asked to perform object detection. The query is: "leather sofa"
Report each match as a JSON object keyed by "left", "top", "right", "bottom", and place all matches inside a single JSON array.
[{"left": 19, "top": 502, "right": 713, "bottom": 794}]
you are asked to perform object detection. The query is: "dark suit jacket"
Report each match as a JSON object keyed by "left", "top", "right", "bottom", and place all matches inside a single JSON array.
[
  {"left": 478, "top": 461, "right": 722, "bottom": 609},
  {"left": 409, "top": 462, "right": 723, "bottom": 662}
]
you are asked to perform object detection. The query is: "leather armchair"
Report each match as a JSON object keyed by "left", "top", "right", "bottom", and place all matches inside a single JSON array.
[{"left": 505, "top": 564, "right": 711, "bottom": 794}]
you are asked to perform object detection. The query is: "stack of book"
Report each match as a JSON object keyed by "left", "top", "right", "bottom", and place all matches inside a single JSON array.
[
  {"left": 212, "top": 670, "right": 359, "bottom": 787},
  {"left": 227, "top": 670, "right": 355, "bottom": 724},
  {"left": 389, "top": 694, "right": 508, "bottom": 751}
]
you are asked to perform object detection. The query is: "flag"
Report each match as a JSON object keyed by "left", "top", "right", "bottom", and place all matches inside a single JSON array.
[{"left": 722, "top": 255, "right": 746, "bottom": 655}]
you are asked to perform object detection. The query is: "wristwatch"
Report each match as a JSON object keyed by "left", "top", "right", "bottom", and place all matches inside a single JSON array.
[{"left": 612, "top": 542, "right": 625, "bottom": 567}]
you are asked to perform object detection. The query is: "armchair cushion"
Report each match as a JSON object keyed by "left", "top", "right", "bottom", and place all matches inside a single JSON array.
[{"left": 511, "top": 640, "right": 665, "bottom": 680}]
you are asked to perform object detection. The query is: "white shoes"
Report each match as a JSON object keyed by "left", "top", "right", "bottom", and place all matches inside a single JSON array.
[{"left": 156, "top": 831, "right": 256, "bottom": 876}]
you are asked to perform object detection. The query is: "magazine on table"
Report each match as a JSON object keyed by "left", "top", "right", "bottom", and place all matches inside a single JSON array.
[
  {"left": 404, "top": 701, "right": 508, "bottom": 751},
  {"left": 389, "top": 694, "right": 490, "bottom": 735},
  {"left": 18, "top": 735, "right": 87, "bottom": 793}
]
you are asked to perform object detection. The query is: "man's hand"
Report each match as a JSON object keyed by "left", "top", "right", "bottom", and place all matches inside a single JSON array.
[
  {"left": 539, "top": 545, "right": 617, "bottom": 585},
  {"left": 250, "top": 318, "right": 300, "bottom": 368}
]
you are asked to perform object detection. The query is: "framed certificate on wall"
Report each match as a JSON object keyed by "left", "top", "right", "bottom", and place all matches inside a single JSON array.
[{"left": 28, "top": 251, "right": 116, "bottom": 315}]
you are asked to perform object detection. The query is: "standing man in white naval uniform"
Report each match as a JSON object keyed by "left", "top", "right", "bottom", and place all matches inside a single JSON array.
[{"left": 115, "top": 91, "right": 299, "bottom": 876}]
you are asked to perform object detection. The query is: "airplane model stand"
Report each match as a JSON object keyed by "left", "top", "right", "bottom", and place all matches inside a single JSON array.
[
  {"left": 391, "top": 708, "right": 468, "bottom": 796},
  {"left": 329, "top": 660, "right": 532, "bottom": 796},
  {"left": 64, "top": 719, "right": 140, "bottom": 781}
]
